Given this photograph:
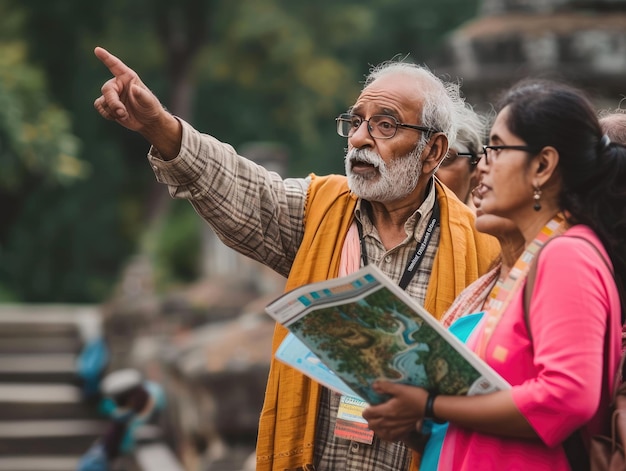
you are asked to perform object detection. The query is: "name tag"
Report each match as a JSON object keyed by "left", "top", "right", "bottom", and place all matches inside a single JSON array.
[{"left": 333, "top": 395, "right": 374, "bottom": 444}]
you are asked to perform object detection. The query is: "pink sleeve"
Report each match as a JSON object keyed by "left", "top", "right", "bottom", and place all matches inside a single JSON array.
[{"left": 510, "top": 233, "right": 617, "bottom": 446}]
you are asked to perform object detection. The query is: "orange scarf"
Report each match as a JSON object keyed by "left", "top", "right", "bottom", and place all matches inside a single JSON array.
[{"left": 255, "top": 175, "right": 500, "bottom": 471}]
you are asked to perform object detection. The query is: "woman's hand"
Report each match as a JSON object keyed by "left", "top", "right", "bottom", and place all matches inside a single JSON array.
[{"left": 362, "top": 381, "right": 429, "bottom": 442}]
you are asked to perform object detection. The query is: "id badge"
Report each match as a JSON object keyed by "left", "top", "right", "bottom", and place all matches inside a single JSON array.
[{"left": 333, "top": 395, "right": 374, "bottom": 444}]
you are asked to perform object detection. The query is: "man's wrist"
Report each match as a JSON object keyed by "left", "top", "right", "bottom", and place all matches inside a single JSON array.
[{"left": 142, "top": 113, "right": 182, "bottom": 161}]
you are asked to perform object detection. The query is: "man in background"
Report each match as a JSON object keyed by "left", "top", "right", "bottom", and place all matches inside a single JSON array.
[{"left": 436, "top": 105, "right": 486, "bottom": 210}]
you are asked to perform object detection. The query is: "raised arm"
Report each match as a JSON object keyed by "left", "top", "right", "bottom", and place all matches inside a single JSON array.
[{"left": 93, "top": 47, "right": 181, "bottom": 159}]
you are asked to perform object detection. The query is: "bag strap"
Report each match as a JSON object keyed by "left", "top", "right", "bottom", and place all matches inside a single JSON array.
[
  {"left": 523, "top": 234, "right": 615, "bottom": 342},
  {"left": 523, "top": 234, "right": 617, "bottom": 471}
]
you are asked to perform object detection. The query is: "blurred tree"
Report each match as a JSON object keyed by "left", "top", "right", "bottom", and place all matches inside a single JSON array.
[
  {"left": 193, "top": 0, "right": 481, "bottom": 176},
  {"left": 0, "top": 0, "right": 141, "bottom": 302},
  {"left": 0, "top": 43, "right": 85, "bottom": 190},
  {"left": 0, "top": 2, "right": 89, "bottom": 301}
]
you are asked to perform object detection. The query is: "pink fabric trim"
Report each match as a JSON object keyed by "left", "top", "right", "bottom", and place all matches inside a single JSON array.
[
  {"left": 439, "top": 264, "right": 500, "bottom": 329},
  {"left": 338, "top": 221, "right": 360, "bottom": 277}
]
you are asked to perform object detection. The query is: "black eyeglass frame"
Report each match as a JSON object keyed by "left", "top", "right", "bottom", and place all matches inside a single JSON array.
[
  {"left": 480, "top": 144, "right": 538, "bottom": 165},
  {"left": 335, "top": 113, "right": 440, "bottom": 140},
  {"left": 453, "top": 151, "right": 482, "bottom": 166}
]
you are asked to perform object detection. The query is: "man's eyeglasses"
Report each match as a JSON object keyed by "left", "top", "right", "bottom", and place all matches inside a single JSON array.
[
  {"left": 440, "top": 150, "right": 481, "bottom": 167},
  {"left": 480, "top": 145, "right": 537, "bottom": 165},
  {"left": 336, "top": 113, "right": 439, "bottom": 140}
]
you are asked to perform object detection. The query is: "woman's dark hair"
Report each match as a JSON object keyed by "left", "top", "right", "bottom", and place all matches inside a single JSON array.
[{"left": 496, "top": 79, "right": 626, "bottom": 316}]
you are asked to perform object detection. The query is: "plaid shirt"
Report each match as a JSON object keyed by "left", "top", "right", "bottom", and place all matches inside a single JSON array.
[{"left": 148, "top": 119, "right": 439, "bottom": 471}]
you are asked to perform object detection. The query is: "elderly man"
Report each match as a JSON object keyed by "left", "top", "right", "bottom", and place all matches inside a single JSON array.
[{"left": 94, "top": 47, "right": 500, "bottom": 471}]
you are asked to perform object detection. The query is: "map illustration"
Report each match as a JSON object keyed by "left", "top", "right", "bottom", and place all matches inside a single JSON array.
[{"left": 267, "top": 265, "right": 510, "bottom": 405}]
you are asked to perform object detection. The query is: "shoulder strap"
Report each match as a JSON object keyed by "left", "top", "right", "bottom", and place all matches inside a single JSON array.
[
  {"left": 523, "top": 234, "right": 615, "bottom": 471},
  {"left": 523, "top": 257, "right": 539, "bottom": 343},
  {"left": 523, "top": 234, "right": 614, "bottom": 342}
]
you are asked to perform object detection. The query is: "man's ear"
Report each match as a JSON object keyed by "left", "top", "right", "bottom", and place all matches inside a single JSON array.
[
  {"left": 534, "top": 146, "right": 560, "bottom": 186},
  {"left": 421, "top": 133, "right": 449, "bottom": 174}
]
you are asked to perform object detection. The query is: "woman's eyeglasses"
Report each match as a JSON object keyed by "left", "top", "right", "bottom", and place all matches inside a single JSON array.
[{"left": 480, "top": 145, "right": 537, "bottom": 165}]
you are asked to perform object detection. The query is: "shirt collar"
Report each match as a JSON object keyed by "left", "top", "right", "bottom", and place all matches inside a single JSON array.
[{"left": 354, "top": 177, "right": 436, "bottom": 238}]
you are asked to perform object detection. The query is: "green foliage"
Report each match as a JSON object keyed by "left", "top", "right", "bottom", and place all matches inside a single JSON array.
[
  {"left": 0, "top": 0, "right": 150, "bottom": 303},
  {"left": 0, "top": 42, "right": 85, "bottom": 191},
  {"left": 150, "top": 200, "right": 202, "bottom": 290},
  {"left": 193, "top": 0, "right": 480, "bottom": 176}
]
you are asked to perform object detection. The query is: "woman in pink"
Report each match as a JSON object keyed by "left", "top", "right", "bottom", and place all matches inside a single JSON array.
[{"left": 363, "top": 79, "right": 625, "bottom": 470}]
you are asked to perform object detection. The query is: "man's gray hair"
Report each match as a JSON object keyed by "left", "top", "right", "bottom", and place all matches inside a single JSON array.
[
  {"left": 364, "top": 61, "right": 466, "bottom": 147},
  {"left": 598, "top": 109, "right": 626, "bottom": 144},
  {"left": 451, "top": 104, "right": 488, "bottom": 161}
]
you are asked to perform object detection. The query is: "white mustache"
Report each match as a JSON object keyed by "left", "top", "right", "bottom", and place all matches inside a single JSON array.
[{"left": 346, "top": 148, "right": 385, "bottom": 168}]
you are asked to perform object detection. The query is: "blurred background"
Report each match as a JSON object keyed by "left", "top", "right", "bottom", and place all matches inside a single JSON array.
[{"left": 1, "top": 0, "right": 625, "bottom": 470}]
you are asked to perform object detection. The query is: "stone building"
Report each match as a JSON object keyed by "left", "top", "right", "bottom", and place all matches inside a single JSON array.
[{"left": 432, "top": 0, "right": 626, "bottom": 112}]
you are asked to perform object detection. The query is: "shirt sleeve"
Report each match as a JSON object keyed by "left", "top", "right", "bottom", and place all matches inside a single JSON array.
[
  {"left": 147, "top": 118, "right": 309, "bottom": 277},
  {"left": 510, "top": 233, "right": 617, "bottom": 446}
]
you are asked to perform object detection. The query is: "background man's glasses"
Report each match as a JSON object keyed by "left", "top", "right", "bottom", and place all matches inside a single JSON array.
[
  {"left": 480, "top": 145, "right": 536, "bottom": 165},
  {"left": 336, "top": 113, "right": 439, "bottom": 140},
  {"left": 440, "top": 150, "right": 481, "bottom": 167}
]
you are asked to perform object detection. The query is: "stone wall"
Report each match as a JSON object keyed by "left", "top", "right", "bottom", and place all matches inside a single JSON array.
[{"left": 432, "top": 0, "right": 626, "bottom": 111}]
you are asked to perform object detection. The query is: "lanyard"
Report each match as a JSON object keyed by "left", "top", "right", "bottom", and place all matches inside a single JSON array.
[
  {"left": 355, "top": 196, "right": 440, "bottom": 291},
  {"left": 475, "top": 213, "right": 568, "bottom": 359}
]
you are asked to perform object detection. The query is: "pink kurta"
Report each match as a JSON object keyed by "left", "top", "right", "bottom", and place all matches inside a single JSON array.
[{"left": 439, "top": 225, "right": 622, "bottom": 470}]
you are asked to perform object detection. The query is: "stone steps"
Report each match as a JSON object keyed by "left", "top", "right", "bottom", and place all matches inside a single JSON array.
[
  {"left": 0, "top": 305, "right": 103, "bottom": 468},
  {"left": 0, "top": 336, "right": 82, "bottom": 354},
  {"left": 0, "top": 304, "right": 185, "bottom": 471},
  {"left": 134, "top": 443, "right": 186, "bottom": 471},
  {"left": 0, "top": 456, "right": 81, "bottom": 471},
  {"left": 0, "top": 383, "right": 98, "bottom": 420},
  {"left": 0, "top": 354, "right": 79, "bottom": 383},
  {"left": 0, "top": 419, "right": 106, "bottom": 455}
]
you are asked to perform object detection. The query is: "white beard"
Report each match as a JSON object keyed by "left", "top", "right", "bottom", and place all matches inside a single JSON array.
[{"left": 344, "top": 143, "right": 425, "bottom": 202}]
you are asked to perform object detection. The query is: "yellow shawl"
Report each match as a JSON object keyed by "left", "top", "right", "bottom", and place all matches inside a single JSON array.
[{"left": 256, "top": 174, "right": 500, "bottom": 471}]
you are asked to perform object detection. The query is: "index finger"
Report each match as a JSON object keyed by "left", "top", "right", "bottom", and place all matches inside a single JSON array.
[{"left": 94, "top": 47, "right": 134, "bottom": 79}]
